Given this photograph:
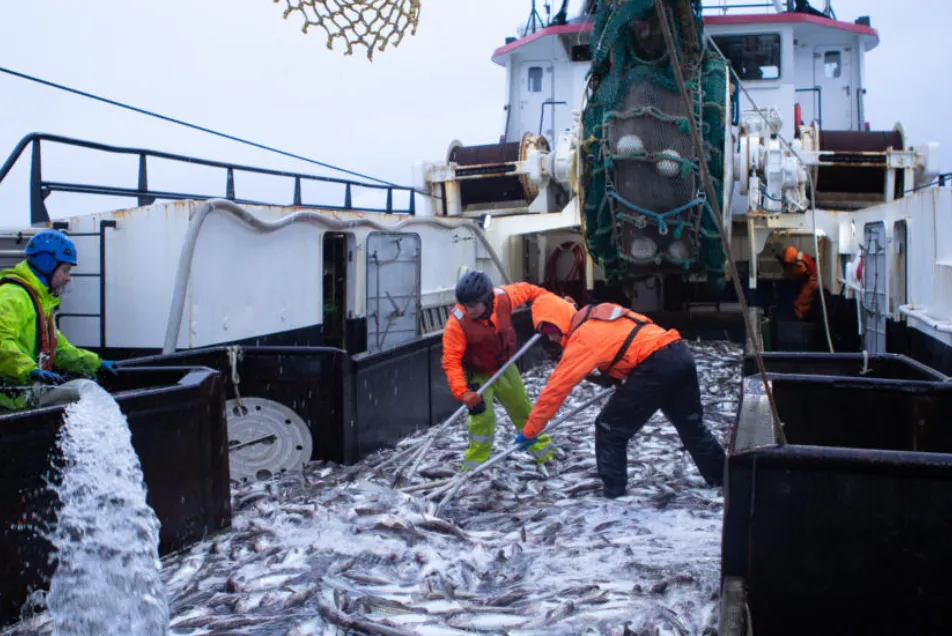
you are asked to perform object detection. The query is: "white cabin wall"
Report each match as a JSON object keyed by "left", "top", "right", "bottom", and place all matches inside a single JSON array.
[
  {"left": 548, "top": 59, "right": 572, "bottom": 144},
  {"left": 921, "top": 189, "right": 952, "bottom": 322},
  {"left": 482, "top": 197, "right": 583, "bottom": 285},
  {"left": 416, "top": 224, "right": 485, "bottom": 308},
  {"left": 56, "top": 200, "right": 502, "bottom": 352},
  {"left": 710, "top": 24, "right": 797, "bottom": 141},
  {"left": 501, "top": 62, "right": 514, "bottom": 141},
  {"left": 58, "top": 230, "right": 102, "bottom": 346},
  {"left": 504, "top": 35, "right": 575, "bottom": 145},
  {"left": 850, "top": 187, "right": 952, "bottom": 349},
  {"left": 187, "top": 206, "right": 324, "bottom": 349},
  {"left": 795, "top": 28, "right": 863, "bottom": 131},
  {"left": 793, "top": 36, "right": 818, "bottom": 127},
  {"left": 504, "top": 59, "right": 519, "bottom": 142},
  {"left": 508, "top": 41, "right": 555, "bottom": 142},
  {"left": 856, "top": 37, "right": 867, "bottom": 128},
  {"left": 58, "top": 202, "right": 191, "bottom": 350},
  {"left": 854, "top": 36, "right": 865, "bottom": 128}
]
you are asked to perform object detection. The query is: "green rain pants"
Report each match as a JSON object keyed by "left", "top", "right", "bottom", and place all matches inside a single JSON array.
[{"left": 462, "top": 364, "right": 554, "bottom": 471}]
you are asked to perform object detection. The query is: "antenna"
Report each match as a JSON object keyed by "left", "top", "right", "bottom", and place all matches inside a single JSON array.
[
  {"left": 551, "top": 0, "right": 569, "bottom": 25},
  {"left": 524, "top": 0, "right": 545, "bottom": 35}
]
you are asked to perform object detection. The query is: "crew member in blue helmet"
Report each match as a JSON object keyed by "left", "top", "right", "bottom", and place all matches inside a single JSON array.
[{"left": 0, "top": 229, "right": 118, "bottom": 410}]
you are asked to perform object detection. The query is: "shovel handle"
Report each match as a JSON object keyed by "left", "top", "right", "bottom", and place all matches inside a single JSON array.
[{"left": 400, "top": 333, "right": 544, "bottom": 482}]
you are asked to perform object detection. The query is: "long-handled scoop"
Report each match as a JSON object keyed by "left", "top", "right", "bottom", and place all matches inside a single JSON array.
[
  {"left": 430, "top": 387, "right": 616, "bottom": 516},
  {"left": 393, "top": 333, "right": 544, "bottom": 485}
]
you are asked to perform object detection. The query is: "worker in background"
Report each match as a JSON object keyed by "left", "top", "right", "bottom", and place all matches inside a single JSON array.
[
  {"left": 0, "top": 230, "right": 118, "bottom": 410},
  {"left": 442, "top": 271, "right": 555, "bottom": 471},
  {"left": 515, "top": 295, "right": 725, "bottom": 498},
  {"left": 780, "top": 245, "right": 818, "bottom": 321}
]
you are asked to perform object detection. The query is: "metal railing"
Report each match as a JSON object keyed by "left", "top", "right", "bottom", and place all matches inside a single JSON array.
[
  {"left": 539, "top": 100, "right": 568, "bottom": 139},
  {"left": 795, "top": 86, "right": 823, "bottom": 130},
  {"left": 0, "top": 133, "right": 417, "bottom": 226},
  {"left": 701, "top": 2, "right": 781, "bottom": 15},
  {"left": 51, "top": 219, "right": 116, "bottom": 348}
]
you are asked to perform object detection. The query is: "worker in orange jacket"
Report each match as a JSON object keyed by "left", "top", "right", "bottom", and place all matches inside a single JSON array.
[
  {"left": 514, "top": 295, "right": 725, "bottom": 497},
  {"left": 441, "top": 271, "right": 555, "bottom": 471},
  {"left": 780, "top": 246, "right": 819, "bottom": 320}
]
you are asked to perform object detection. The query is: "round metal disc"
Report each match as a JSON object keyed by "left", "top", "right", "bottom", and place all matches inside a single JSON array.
[{"left": 226, "top": 397, "right": 313, "bottom": 483}]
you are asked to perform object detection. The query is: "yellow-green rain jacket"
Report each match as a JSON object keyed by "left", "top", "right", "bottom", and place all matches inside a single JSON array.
[{"left": 0, "top": 261, "right": 101, "bottom": 410}]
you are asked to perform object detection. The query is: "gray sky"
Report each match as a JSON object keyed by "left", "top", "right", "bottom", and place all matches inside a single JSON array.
[{"left": 0, "top": 0, "right": 945, "bottom": 225}]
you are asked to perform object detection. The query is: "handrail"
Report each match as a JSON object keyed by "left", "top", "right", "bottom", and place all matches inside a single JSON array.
[
  {"left": 701, "top": 2, "right": 780, "bottom": 14},
  {"left": 538, "top": 100, "right": 568, "bottom": 138},
  {"left": 0, "top": 132, "right": 418, "bottom": 225},
  {"left": 795, "top": 86, "right": 823, "bottom": 130}
]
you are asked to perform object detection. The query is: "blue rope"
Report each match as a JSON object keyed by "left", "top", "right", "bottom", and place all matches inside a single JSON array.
[{"left": 606, "top": 186, "right": 704, "bottom": 234}]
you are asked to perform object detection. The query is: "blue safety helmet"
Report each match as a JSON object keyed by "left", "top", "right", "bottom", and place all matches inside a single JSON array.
[{"left": 25, "top": 229, "right": 78, "bottom": 286}]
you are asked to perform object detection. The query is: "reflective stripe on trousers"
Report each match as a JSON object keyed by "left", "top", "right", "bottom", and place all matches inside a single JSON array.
[{"left": 461, "top": 364, "right": 554, "bottom": 470}]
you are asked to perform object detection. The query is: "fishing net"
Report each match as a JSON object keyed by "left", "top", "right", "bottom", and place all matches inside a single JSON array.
[
  {"left": 581, "top": 0, "right": 729, "bottom": 289},
  {"left": 278, "top": 0, "right": 422, "bottom": 61}
]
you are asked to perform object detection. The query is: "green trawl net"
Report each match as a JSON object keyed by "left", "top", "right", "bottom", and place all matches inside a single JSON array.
[{"left": 580, "top": 0, "right": 728, "bottom": 289}]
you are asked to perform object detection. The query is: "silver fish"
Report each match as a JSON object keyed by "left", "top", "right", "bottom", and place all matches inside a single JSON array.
[{"left": 5, "top": 341, "right": 739, "bottom": 636}]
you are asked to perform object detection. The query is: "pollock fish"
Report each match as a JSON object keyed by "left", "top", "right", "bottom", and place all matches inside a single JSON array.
[{"left": 1, "top": 341, "right": 740, "bottom": 636}]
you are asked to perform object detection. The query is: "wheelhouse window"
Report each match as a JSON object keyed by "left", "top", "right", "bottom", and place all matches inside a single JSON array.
[
  {"left": 824, "top": 50, "right": 842, "bottom": 78},
  {"left": 712, "top": 34, "right": 782, "bottom": 81},
  {"left": 527, "top": 66, "right": 543, "bottom": 92}
]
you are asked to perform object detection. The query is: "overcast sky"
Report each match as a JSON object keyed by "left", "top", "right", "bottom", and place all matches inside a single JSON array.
[{"left": 0, "top": 0, "right": 945, "bottom": 226}]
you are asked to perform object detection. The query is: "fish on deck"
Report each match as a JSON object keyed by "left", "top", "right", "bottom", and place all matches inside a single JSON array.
[{"left": 3, "top": 341, "right": 739, "bottom": 636}]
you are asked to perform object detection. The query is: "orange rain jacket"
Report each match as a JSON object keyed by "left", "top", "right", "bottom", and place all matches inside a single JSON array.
[
  {"left": 523, "top": 296, "right": 681, "bottom": 438},
  {"left": 441, "top": 282, "right": 550, "bottom": 400},
  {"left": 781, "top": 246, "right": 818, "bottom": 320}
]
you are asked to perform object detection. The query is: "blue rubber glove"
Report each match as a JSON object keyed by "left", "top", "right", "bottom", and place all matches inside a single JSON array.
[
  {"left": 100, "top": 360, "right": 119, "bottom": 375},
  {"left": 514, "top": 432, "right": 535, "bottom": 450},
  {"left": 29, "top": 369, "right": 65, "bottom": 385}
]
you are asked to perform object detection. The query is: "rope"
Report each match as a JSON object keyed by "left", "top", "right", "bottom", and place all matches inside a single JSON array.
[
  {"left": 0, "top": 64, "right": 435, "bottom": 198},
  {"left": 226, "top": 345, "right": 245, "bottom": 412},
  {"left": 543, "top": 241, "right": 589, "bottom": 304},
  {"left": 608, "top": 191, "right": 704, "bottom": 234},
  {"left": 653, "top": 0, "right": 786, "bottom": 445},
  {"left": 704, "top": 33, "right": 835, "bottom": 353}
]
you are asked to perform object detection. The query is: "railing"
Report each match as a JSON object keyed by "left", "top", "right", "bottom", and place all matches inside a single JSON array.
[
  {"left": 795, "top": 86, "right": 823, "bottom": 130},
  {"left": 539, "top": 100, "right": 568, "bottom": 139},
  {"left": 51, "top": 219, "right": 116, "bottom": 348},
  {"left": 910, "top": 171, "right": 952, "bottom": 193},
  {"left": 701, "top": 1, "right": 783, "bottom": 15},
  {"left": 0, "top": 133, "right": 418, "bottom": 226}
]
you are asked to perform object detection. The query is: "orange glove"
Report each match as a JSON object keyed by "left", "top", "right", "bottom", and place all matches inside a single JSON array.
[{"left": 461, "top": 391, "right": 483, "bottom": 410}]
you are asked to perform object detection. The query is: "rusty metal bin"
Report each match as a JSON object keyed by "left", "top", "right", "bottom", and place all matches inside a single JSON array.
[
  {"left": 721, "top": 371, "right": 952, "bottom": 635},
  {"left": 0, "top": 366, "right": 231, "bottom": 629}
]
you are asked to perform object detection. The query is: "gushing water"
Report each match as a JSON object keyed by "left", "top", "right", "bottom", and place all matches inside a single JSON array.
[{"left": 43, "top": 380, "right": 169, "bottom": 635}]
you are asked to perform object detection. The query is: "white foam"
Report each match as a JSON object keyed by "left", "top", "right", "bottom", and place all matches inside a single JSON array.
[{"left": 44, "top": 381, "right": 169, "bottom": 635}]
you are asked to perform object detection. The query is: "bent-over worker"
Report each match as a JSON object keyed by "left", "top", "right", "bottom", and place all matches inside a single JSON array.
[{"left": 515, "top": 294, "right": 725, "bottom": 497}]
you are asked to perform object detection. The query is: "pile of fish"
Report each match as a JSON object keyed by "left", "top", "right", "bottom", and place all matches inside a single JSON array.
[{"left": 8, "top": 340, "right": 742, "bottom": 635}]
